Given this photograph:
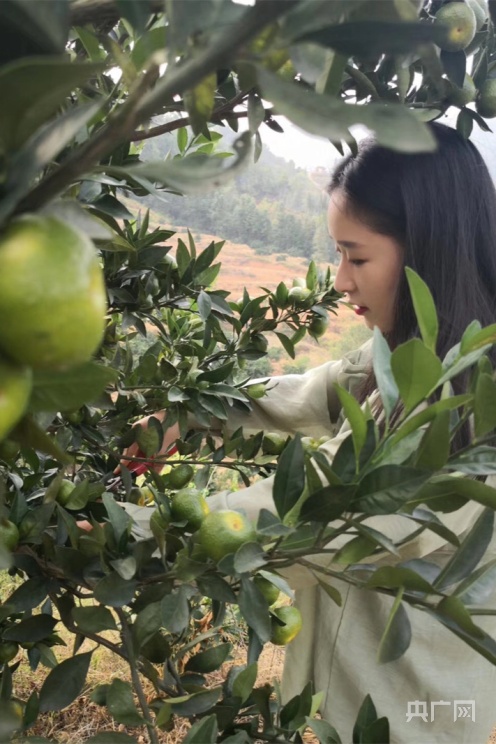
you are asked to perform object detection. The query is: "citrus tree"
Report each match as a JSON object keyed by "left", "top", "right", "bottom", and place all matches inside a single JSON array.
[{"left": 2, "top": 1, "right": 496, "bottom": 742}]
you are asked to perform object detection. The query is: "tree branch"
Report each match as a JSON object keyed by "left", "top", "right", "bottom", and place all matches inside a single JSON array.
[
  {"left": 130, "top": 110, "right": 249, "bottom": 142},
  {"left": 70, "top": 0, "right": 164, "bottom": 27},
  {"left": 18, "top": 0, "right": 298, "bottom": 213}
]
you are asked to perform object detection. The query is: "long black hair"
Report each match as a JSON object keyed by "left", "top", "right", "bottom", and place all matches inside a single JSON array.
[{"left": 328, "top": 122, "right": 496, "bottom": 444}]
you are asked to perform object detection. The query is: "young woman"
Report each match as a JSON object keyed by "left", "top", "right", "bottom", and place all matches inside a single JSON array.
[{"left": 123, "top": 122, "right": 496, "bottom": 743}]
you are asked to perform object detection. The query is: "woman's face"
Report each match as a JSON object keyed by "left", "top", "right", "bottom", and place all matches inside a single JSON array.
[{"left": 327, "top": 191, "right": 404, "bottom": 334}]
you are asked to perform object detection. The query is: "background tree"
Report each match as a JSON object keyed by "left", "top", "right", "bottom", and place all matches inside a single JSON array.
[{"left": 2, "top": 1, "right": 496, "bottom": 742}]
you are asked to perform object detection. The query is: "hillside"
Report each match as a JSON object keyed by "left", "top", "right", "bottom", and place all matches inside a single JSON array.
[{"left": 130, "top": 201, "right": 371, "bottom": 376}]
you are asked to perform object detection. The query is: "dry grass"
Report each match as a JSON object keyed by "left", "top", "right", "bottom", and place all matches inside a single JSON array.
[{"left": 11, "top": 631, "right": 286, "bottom": 743}]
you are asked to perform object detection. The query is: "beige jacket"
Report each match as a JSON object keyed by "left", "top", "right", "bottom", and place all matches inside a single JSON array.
[{"left": 125, "top": 341, "right": 496, "bottom": 743}]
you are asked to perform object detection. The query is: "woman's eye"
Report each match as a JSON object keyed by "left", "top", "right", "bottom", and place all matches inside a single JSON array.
[{"left": 350, "top": 259, "right": 366, "bottom": 266}]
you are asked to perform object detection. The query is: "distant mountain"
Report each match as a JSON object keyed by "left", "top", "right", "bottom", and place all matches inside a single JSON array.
[{"left": 141, "top": 127, "right": 336, "bottom": 263}]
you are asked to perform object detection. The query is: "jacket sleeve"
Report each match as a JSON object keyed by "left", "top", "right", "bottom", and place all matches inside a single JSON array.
[{"left": 222, "top": 338, "right": 373, "bottom": 438}]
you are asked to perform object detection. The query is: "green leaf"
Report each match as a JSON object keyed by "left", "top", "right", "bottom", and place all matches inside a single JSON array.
[
  {"left": 196, "top": 576, "right": 237, "bottom": 604},
  {"left": 256, "top": 66, "right": 436, "bottom": 153},
  {"left": 354, "top": 466, "right": 429, "bottom": 515},
  {"left": 377, "top": 591, "right": 411, "bottom": 663},
  {"left": 433, "top": 508, "right": 494, "bottom": 591},
  {"left": 39, "top": 652, "right": 92, "bottom": 712},
  {"left": 116, "top": 0, "right": 152, "bottom": 32},
  {"left": 0, "top": 58, "right": 104, "bottom": 150},
  {"left": 6, "top": 577, "right": 49, "bottom": 612},
  {"left": 366, "top": 566, "right": 434, "bottom": 594},
  {"left": 448, "top": 446, "right": 496, "bottom": 476},
  {"left": 372, "top": 327, "right": 399, "bottom": 420},
  {"left": 455, "top": 558, "right": 496, "bottom": 606},
  {"left": 238, "top": 576, "right": 271, "bottom": 643},
  {"left": 405, "top": 267, "right": 438, "bottom": 353},
  {"left": 3, "top": 614, "right": 57, "bottom": 643},
  {"left": 161, "top": 587, "right": 190, "bottom": 634},
  {"left": 474, "top": 372, "right": 496, "bottom": 437},
  {"left": 111, "top": 132, "right": 252, "bottom": 194},
  {"left": 168, "top": 688, "right": 222, "bottom": 717},
  {"left": 295, "top": 20, "right": 448, "bottom": 56},
  {"left": 389, "top": 395, "right": 472, "bottom": 447},
  {"left": 12, "top": 415, "right": 72, "bottom": 464},
  {"left": 352, "top": 694, "right": 378, "bottom": 744},
  {"left": 182, "top": 715, "right": 218, "bottom": 744},
  {"left": 299, "top": 485, "right": 354, "bottom": 523},
  {"left": 273, "top": 434, "right": 305, "bottom": 519},
  {"left": 427, "top": 605, "right": 496, "bottom": 665},
  {"left": 275, "top": 331, "right": 296, "bottom": 359},
  {"left": 185, "top": 643, "right": 232, "bottom": 673},
  {"left": 107, "top": 679, "right": 144, "bottom": 726},
  {"left": 0, "top": 101, "right": 102, "bottom": 224},
  {"left": 415, "top": 410, "right": 450, "bottom": 471},
  {"left": 305, "top": 717, "right": 342, "bottom": 744},
  {"left": 198, "top": 290, "right": 212, "bottom": 320},
  {"left": 232, "top": 663, "right": 258, "bottom": 704},
  {"left": 132, "top": 26, "right": 168, "bottom": 70},
  {"left": 334, "top": 535, "right": 377, "bottom": 565},
  {"left": 72, "top": 606, "right": 117, "bottom": 634},
  {"left": 102, "top": 493, "right": 132, "bottom": 544},
  {"left": 184, "top": 73, "right": 216, "bottom": 135},
  {"left": 400, "top": 507, "right": 460, "bottom": 548},
  {"left": 0, "top": 0, "right": 68, "bottom": 61},
  {"left": 334, "top": 385, "right": 367, "bottom": 460},
  {"left": 390, "top": 339, "right": 442, "bottom": 413},
  {"left": 315, "top": 578, "right": 342, "bottom": 607},
  {"left": 460, "top": 323, "right": 496, "bottom": 355},
  {"left": 30, "top": 363, "right": 117, "bottom": 412},
  {"left": 94, "top": 574, "right": 137, "bottom": 608},
  {"left": 435, "top": 596, "right": 484, "bottom": 638}
]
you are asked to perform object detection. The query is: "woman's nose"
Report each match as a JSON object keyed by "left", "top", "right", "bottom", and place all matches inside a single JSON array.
[{"left": 334, "top": 259, "right": 355, "bottom": 294}]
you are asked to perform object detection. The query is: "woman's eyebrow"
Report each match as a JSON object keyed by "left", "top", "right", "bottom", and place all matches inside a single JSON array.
[{"left": 335, "top": 240, "right": 364, "bottom": 249}]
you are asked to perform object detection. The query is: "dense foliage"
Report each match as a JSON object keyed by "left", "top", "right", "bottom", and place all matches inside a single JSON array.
[{"left": 2, "top": 1, "right": 496, "bottom": 743}]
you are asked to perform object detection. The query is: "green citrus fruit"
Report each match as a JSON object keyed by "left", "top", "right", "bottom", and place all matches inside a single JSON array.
[
  {"left": 198, "top": 509, "right": 257, "bottom": 561},
  {"left": 64, "top": 410, "right": 83, "bottom": 425},
  {"left": 0, "top": 215, "right": 106, "bottom": 370},
  {"left": 171, "top": 488, "right": 210, "bottom": 531},
  {"left": 435, "top": 2, "right": 476, "bottom": 52},
  {"left": 262, "top": 432, "right": 287, "bottom": 456},
  {"left": 476, "top": 79, "right": 496, "bottom": 118},
  {"left": 168, "top": 463, "right": 195, "bottom": 489},
  {"left": 255, "top": 575, "right": 280, "bottom": 606},
  {"left": 466, "top": 0, "right": 487, "bottom": 30},
  {"left": 245, "top": 383, "right": 267, "bottom": 400},
  {"left": 0, "top": 518, "right": 19, "bottom": 551},
  {"left": 0, "top": 642, "right": 19, "bottom": 664},
  {"left": 0, "top": 440, "right": 20, "bottom": 463},
  {"left": 270, "top": 605, "right": 303, "bottom": 646},
  {"left": 0, "top": 360, "right": 32, "bottom": 442},
  {"left": 57, "top": 479, "right": 75, "bottom": 507},
  {"left": 447, "top": 73, "right": 476, "bottom": 106},
  {"left": 292, "top": 277, "right": 307, "bottom": 288},
  {"left": 308, "top": 315, "right": 329, "bottom": 338},
  {"left": 288, "top": 286, "right": 312, "bottom": 306}
]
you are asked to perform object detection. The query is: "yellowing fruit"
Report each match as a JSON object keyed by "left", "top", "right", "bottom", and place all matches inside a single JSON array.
[{"left": 198, "top": 509, "right": 256, "bottom": 561}]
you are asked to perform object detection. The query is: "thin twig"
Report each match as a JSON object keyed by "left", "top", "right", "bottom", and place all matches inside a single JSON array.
[{"left": 116, "top": 607, "right": 160, "bottom": 744}]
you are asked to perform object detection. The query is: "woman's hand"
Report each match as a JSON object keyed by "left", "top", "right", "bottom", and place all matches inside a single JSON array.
[{"left": 118, "top": 414, "right": 181, "bottom": 475}]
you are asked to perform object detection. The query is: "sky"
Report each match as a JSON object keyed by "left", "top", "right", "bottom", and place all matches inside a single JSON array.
[
  {"left": 257, "top": 109, "right": 496, "bottom": 175},
  {"left": 259, "top": 118, "right": 343, "bottom": 170}
]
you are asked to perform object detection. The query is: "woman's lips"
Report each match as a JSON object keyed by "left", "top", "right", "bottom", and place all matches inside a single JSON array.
[{"left": 354, "top": 306, "right": 368, "bottom": 316}]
